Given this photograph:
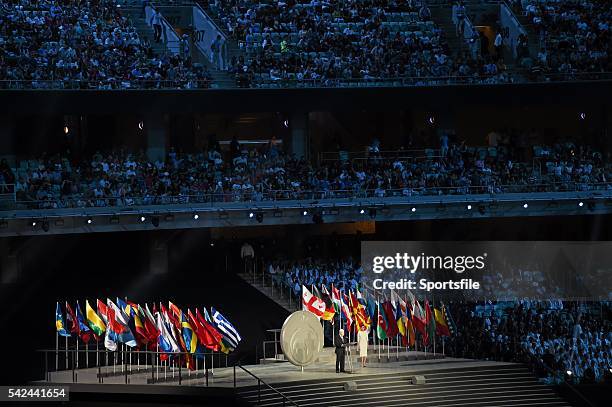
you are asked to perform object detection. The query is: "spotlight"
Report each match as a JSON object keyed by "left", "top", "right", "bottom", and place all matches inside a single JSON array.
[
  {"left": 42, "top": 220, "right": 49, "bottom": 232},
  {"left": 283, "top": 119, "right": 289, "bottom": 128},
  {"left": 578, "top": 201, "right": 584, "bottom": 207},
  {"left": 579, "top": 112, "right": 586, "bottom": 121},
  {"left": 255, "top": 211, "right": 264, "bottom": 223},
  {"left": 210, "top": 242, "right": 215, "bottom": 247},
  {"left": 63, "top": 126, "right": 69, "bottom": 135},
  {"left": 411, "top": 207, "right": 416, "bottom": 212},
  {"left": 368, "top": 208, "right": 377, "bottom": 219},
  {"left": 138, "top": 120, "right": 144, "bottom": 130},
  {"left": 151, "top": 216, "right": 160, "bottom": 228},
  {"left": 467, "top": 204, "right": 472, "bottom": 210},
  {"left": 193, "top": 214, "right": 199, "bottom": 220},
  {"left": 248, "top": 212, "right": 254, "bottom": 218},
  {"left": 359, "top": 208, "right": 365, "bottom": 215},
  {"left": 566, "top": 370, "right": 573, "bottom": 376},
  {"left": 302, "top": 210, "right": 308, "bottom": 216},
  {"left": 86, "top": 218, "right": 93, "bottom": 224},
  {"left": 427, "top": 115, "right": 436, "bottom": 125},
  {"left": 523, "top": 203, "right": 529, "bottom": 209},
  {"left": 140, "top": 216, "right": 146, "bottom": 222},
  {"left": 32, "top": 220, "right": 37, "bottom": 226}
]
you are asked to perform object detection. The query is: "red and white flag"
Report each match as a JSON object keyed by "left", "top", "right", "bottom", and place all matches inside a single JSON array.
[{"left": 302, "top": 285, "right": 326, "bottom": 318}]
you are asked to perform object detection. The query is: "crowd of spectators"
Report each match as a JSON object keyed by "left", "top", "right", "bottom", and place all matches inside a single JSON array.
[
  {"left": 267, "top": 257, "right": 362, "bottom": 295},
  {"left": 517, "top": 0, "right": 611, "bottom": 77},
  {"left": 448, "top": 300, "right": 611, "bottom": 384},
  {"left": 206, "top": 0, "right": 513, "bottom": 87},
  {"left": 0, "top": 0, "right": 211, "bottom": 89},
  {"left": 4, "top": 131, "right": 611, "bottom": 209}
]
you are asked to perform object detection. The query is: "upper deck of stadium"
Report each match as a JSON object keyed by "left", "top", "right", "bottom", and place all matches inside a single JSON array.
[{"left": 1, "top": 0, "right": 610, "bottom": 91}]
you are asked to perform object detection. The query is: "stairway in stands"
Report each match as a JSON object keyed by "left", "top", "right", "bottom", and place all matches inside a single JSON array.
[
  {"left": 236, "top": 364, "right": 571, "bottom": 407},
  {"left": 238, "top": 272, "right": 299, "bottom": 314},
  {"left": 430, "top": 7, "right": 464, "bottom": 58},
  {"left": 123, "top": 7, "right": 168, "bottom": 57}
]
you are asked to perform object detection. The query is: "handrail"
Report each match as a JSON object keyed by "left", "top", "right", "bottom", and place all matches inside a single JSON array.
[
  {"left": 5, "top": 181, "right": 612, "bottom": 211},
  {"left": 234, "top": 362, "right": 299, "bottom": 406}
]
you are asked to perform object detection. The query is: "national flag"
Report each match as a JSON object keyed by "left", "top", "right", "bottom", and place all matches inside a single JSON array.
[
  {"left": 319, "top": 285, "right": 336, "bottom": 321},
  {"left": 76, "top": 302, "right": 92, "bottom": 343},
  {"left": 195, "top": 308, "right": 223, "bottom": 351},
  {"left": 444, "top": 305, "right": 457, "bottom": 336},
  {"left": 434, "top": 306, "right": 451, "bottom": 337},
  {"left": 330, "top": 285, "right": 342, "bottom": 314},
  {"left": 391, "top": 290, "right": 407, "bottom": 337},
  {"left": 382, "top": 301, "right": 399, "bottom": 337},
  {"left": 189, "top": 309, "right": 217, "bottom": 352},
  {"left": 116, "top": 298, "right": 133, "bottom": 319},
  {"left": 156, "top": 312, "right": 180, "bottom": 357},
  {"left": 349, "top": 291, "right": 370, "bottom": 330},
  {"left": 425, "top": 300, "right": 436, "bottom": 346},
  {"left": 65, "top": 302, "right": 79, "bottom": 336},
  {"left": 376, "top": 300, "right": 387, "bottom": 341},
  {"left": 366, "top": 297, "right": 377, "bottom": 321},
  {"left": 97, "top": 299, "right": 108, "bottom": 324},
  {"left": 405, "top": 300, "right": 416, "bottom": 347},
  {"left": 340, "top": 292, "right": 353, "bottom": 331},
  {"left": 139, "top": 304, "right": 160, "bottom": 347},
  {"left": 302, "top": 285, "right": 326, "bottom": 318},
  {"left": 131, "top": 309, "right": 149, "bottom": 346},
  {"left": 178, "top": 310, "right": 198, "bottom": 354},
  {"left": 411, "top": 299, "right": 427, "bottom": 338},
  {"left": 211, "top": 307, "right": 241, "bottom": 351},
  {"left": 356, "top": 288, "right": 367, "bottom": 307},
  {"left": 85, "top": 300, "right": 106, "bottom": 337},
  {"left": 107, "top": 299, "right": 137, "bottom": 347},
  {"left": 55, "top": 302, "right": 71, "bottom": 337}
]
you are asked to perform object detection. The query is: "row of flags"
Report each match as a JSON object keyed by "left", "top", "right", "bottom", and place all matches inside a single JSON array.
[
  {"left": 56, "top": 298, "right": 241, "bottom": 368},
  {"left": 302, "top": 284, "right": 456, "bottom": 347}
]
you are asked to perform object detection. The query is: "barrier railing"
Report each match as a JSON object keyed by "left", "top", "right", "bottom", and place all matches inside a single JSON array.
[
  {"left": 233, "top": 362, "right": 299, "bottom": 406},
  {"left": 5, "top": 181, "right": 612, "bottom": 212},
  {"left": 36, "top": 347, "right": 228, "bottom": 386}
]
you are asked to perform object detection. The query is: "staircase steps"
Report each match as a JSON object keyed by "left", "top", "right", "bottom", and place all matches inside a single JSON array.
[
  {"left": 430, "top": 7, "right": 464, "bottom": 57},
  {"left": 236, "top": 364, "right": 571, "bottom": 407},
  {"left": 238, "top": 273, "right": 298, "bottom": 313}
]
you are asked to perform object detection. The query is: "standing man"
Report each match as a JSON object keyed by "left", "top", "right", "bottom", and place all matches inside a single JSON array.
[
  {"left": 211, "top": 35, "right": 223, "bottom": 69},
  {"left": 335, "top": 328, "right": 348, "bottom": 373},
  {"left": 150, "top": 8, "right": 163, "bottom": 43},
  {"left": 241, "top": 241, "right": 255, "bottom": 274},
  {"left": 494, "top": 31, "right": 503, "bottom": 61}
]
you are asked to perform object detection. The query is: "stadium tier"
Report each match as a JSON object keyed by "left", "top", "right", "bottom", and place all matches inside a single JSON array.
[{"left": 1, "top": 0, "right": 610, "bottom": 89}]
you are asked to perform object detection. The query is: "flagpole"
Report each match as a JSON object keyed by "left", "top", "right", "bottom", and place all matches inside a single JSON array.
[
  {"left": 65, "top": 301, "right": 69, "bottom": 370},
  {"left": 86, "top": 341, "right": 89, "bottom": 368},
  {"left": 55, "top": 330, "right": 59, "bottom": 372},
  {"left": 76, "top": 332, "right": 79, "bottom": 369}
]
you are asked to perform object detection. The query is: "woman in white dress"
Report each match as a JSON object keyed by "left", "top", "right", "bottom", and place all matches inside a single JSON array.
[{"left": 357, "top": 325, "right": 369, "bottom": 367}]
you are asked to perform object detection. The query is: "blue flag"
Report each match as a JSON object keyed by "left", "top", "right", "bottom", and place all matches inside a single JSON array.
[{"left": 55, "top": 302, "right": 71, "bottom": 337}]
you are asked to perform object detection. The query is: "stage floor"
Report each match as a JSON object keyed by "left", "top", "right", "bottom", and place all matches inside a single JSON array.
[{"left": 44, "top": 347, "right": 517, "bottom": 389}]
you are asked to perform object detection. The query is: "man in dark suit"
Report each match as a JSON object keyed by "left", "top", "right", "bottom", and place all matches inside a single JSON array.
[{"left": 335, "top": 328, "right": 348, "bottom": 373}]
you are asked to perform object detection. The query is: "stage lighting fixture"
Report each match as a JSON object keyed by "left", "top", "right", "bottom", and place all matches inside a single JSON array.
[
  {"left": 193, "top": 214, "right": 199, "bottom": 220},
  {"left": 140, "top": 216, "right": 146, "bottom": 222},
  {"left": 523, "top": 203, "right": 529, "bottom": 209},
  {"left": 579, "top": 112, "right": 586, "bottom": 121},
  {"left": 63, "top": 126, "right": 69, "bottom": 135},
  {"left": 302, "top": 210, "right": 308, "bottom": 216},
  {"left": 42, "top": 220, "right": 49, "bottom": 232},
  {"left": 368, "top": 208, "right": 377, "bottom": 219},
  {"left": 359, "top": 208, "right": 365, "bottom": 215},
  {"left": 210, "top": 242, "right": 215, "bottom": 247},
  {"left": 138, "top": 120, "right": 144, "bottom": 130},
  {"left": 248, "top": 212, "right": 254, "bottom": 218},
  {"left": 578, "top": 201, "right": 584, "bottom": 207},
  {"left": 427, "top": 115, "right": 436, "bottom": 125},
  {"left": 255, "top": 212, "right": 264, "bottom": 223},
  {"left": 151, "top": 216, "right": 160, "bottom": 228},
  {"left": 467, "top": 204, "right": 472, "bottom": 210},
  {"left": 587, "top": 201, "right": 596, "bottom": 211},
  {"left": 411, "top": 207, "right": 416, "bottom": 212},
  {"left": 566, "top": 370, "right": 573, "bottom": 376},
  {"left": 31, "top": 220, "right": 37, "bottom": 226},
  {"left": 86, "top": 218, "right": 93, "bottom": 224}
]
